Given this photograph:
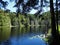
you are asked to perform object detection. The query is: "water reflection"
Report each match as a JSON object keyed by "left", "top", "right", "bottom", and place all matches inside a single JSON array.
[
  {"left": 0, "top": 27, "right": 11, "bottom": 42},
  {"left": 0, "top": 27, "right": 11, "bottom": 45},
  {"left": 0, "top": 26, "right": 48, "bottom": 45}
]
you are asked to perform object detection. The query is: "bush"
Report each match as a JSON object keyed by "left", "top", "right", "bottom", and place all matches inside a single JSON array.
[{"left": 0, "top": 14, "right": 11, "bottom": 26}]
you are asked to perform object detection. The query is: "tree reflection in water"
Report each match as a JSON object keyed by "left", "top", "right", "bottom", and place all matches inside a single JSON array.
[{"left": 0, "top": 26, "right": 48, "bottom": 45}]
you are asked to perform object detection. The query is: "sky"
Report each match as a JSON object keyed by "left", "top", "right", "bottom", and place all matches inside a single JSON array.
[
  {"left": 2, "top": 0, "right": 50, "bottom": 14},
  {"left": 3, "top": 0, "right": 16, "bottom": 12}
]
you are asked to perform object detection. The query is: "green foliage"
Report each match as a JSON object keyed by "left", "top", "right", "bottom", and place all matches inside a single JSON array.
[
  {"left": 9, "top": 14, "right": 18, "bottom": 26},
  {"left": 0, "top": 9, "right": 60, "bottom": 29},
  {"left": 0, "top": 14, "right": 11, "bottom": 26},
  {"left": 58, "top": 25, "right": 60, "bottom": 33},
  {"left": 0, "top": 9, "right": 52, "bottom": 28}
]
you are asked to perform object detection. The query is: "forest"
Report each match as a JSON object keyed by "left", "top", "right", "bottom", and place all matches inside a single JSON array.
[{"left": 0, "top": 0, "right": 60, "bottom": 45}]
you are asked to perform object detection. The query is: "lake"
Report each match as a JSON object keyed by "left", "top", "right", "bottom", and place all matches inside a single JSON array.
[{"left": 0, "top": 26, "right": 48, "bottom": 45}]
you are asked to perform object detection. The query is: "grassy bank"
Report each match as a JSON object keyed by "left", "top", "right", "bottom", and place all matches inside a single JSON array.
[
  {"left": 44, "top": 25, "right": 60, "bottom": 42},
  {"left": 58, "top": 25, "right": 60, "bottom": 32}
]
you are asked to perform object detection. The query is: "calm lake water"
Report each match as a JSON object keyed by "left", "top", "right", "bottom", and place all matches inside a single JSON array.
[{"left": 0, "top": 26, "right": 48, "bottom": 45}]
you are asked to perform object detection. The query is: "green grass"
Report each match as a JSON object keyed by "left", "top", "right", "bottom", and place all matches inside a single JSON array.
[
  {"left": 44, "top": 25, "right": 60, "bottom": 42},
  {"left": 58, "top": 25, "right": 60, "bottom": 32},
  {"left": 47, "top": 25, "right": 60, "bottom": 35}
]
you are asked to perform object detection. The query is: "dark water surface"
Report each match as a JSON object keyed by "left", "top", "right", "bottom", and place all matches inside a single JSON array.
[{"left": 0, "top": 26, "right": 48, "bottom": 45}]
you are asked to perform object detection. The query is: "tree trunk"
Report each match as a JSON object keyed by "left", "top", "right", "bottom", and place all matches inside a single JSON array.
[
  {"left": 56, "top": 0, "right": 59, "bottom": 33},
  {"left": 50, "top": 0, "right": 56, "bottom": 37},
  {"left": 50, "top": 0, "right": 60, "bottom": 45}
]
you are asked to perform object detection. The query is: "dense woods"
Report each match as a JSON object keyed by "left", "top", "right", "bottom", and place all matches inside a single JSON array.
[
  {"left": 0, "top": 0, "right": 60, "bottom": 45},
  {"left": 0, "top": 9, "right": 51, "bottom": 27}
]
